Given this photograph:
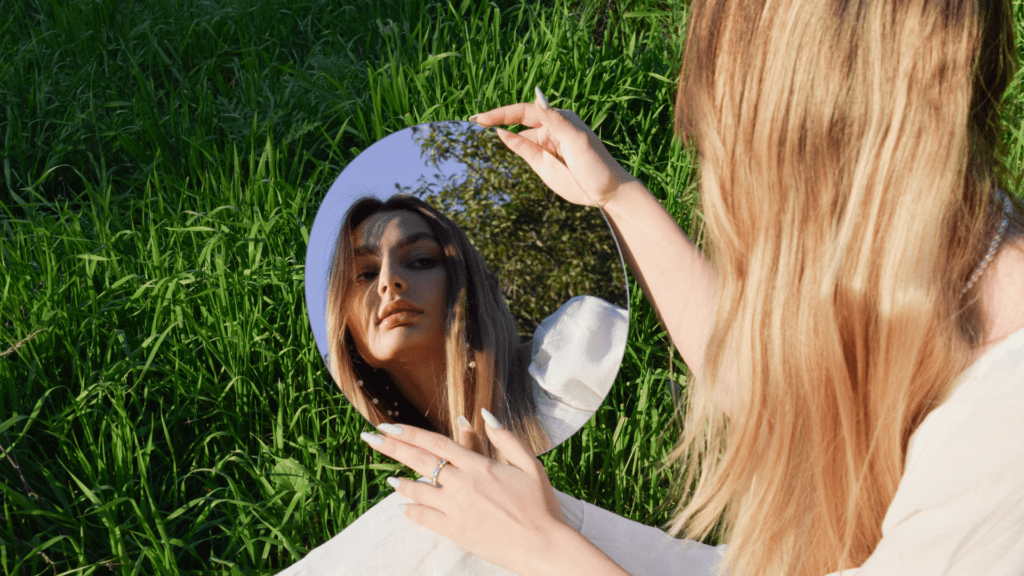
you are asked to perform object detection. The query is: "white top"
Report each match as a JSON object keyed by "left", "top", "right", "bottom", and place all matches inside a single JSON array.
[
  {"left": 824, "top": 325, "right": 1024, "bottom": 576},
  {"left": 278, "top": 326, "right": 1022, "bottom": 576}
]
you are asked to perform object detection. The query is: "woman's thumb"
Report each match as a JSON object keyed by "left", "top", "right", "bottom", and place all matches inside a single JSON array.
[
  {"left": 480, "top": 408, "right": 541, "bottom": 472},
  {"left": 534, "top": 86, "right": 552, "bottom": 111}
]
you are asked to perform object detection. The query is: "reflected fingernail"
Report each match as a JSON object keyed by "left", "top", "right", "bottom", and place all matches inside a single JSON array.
[
  {"left": 457, "top": 415, "right": 471, "bottom": 430},
  {"left": 386, "top": 477, "right": 401, "bottom": 490},
  {"left": 534, "top": 86, "right": 551, "bottom": 110},
  {"left": 481, "top": 408, "right": 502, "bottom": 430},
  {"left": 377, "top": 423, "right": 404, "bottom": 435},
  {"left": 360, "top": 432, "right": 384, "bottom": 446}
]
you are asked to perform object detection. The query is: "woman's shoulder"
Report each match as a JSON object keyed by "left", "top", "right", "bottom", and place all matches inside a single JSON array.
[
  {"left": 529, "top": 297, "right": 628, "bottom": 402},
  {"left": 926, "top": 324, "right": 1024, "bottom": 437},
  {"left": 528, "top": 296, "right": 629, "bottom": 447},
  {"left": 529, "top": 295, "right": 628, "bottom": 388},
  {"left": 857, "top": 327, "right": 1024, "bottom": 575},
  {"left": 532, "top": 296, "right": 628, "bottom": 344}
]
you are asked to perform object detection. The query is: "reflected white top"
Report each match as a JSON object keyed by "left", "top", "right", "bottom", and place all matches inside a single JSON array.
[{"left": 533, "top": 295, "right": 628, "bottom": 447}]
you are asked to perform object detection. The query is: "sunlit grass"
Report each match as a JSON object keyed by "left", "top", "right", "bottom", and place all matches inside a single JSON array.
[{"left": 2, "top": 0, "right": 1022, "bottom": 573}]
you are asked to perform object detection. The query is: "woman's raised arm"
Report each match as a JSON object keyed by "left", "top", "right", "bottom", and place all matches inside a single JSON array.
[{"left": 471, "top": 90, "right": 717, "bottom": 375}]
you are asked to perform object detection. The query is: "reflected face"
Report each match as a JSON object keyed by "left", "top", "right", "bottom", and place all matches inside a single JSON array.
[{"left": 347, "top": 211, "right": 448, "bottom": 371}]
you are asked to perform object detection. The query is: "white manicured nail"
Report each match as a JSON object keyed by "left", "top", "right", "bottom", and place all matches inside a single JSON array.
[
  {"left": 377, "top": 423, "right": 404, "bottom": 435},
  {"left": 360, "top": 432, "right": 384, "bottom": 446},
  {"left": 481, "top": 408, "right": 502, "bottom": 429},
  {"left": 386, "top": 477, "right": 401, "bottom": 490},
  {"left": 457, "top": 415, "right": 471, "bottom": 430},
  {"left": 468, "top": 113, "right": 480, "bottom": 122},
  {"left": 534, "top": 87, "right": 551, "bottom": 110}
]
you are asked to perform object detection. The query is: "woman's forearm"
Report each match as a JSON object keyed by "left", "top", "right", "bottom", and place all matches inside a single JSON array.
[{"left": 603, "top": 179, "right": 718, "bottom": 375}]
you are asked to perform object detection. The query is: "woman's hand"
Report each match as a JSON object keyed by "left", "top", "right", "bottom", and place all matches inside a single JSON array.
[
  {"left": 469, "top": 87, "right": 638, "bottom": 209},
  {"left": 473, "top": 90, "right": 720, "bottom": 380},
  {"left": 361, "top": 409, "right": 568, "bottom": 575}
]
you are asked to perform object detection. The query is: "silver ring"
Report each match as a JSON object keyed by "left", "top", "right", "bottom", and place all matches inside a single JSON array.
[{"left": 431, "top": 458, "right": 449, "bottom": 487}]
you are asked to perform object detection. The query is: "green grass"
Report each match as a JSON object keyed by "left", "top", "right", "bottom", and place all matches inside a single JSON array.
[{"left": 1, "top": 0, "right": 1022, "bottom": 573}]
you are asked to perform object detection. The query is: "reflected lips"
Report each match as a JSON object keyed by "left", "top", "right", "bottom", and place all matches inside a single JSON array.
[{"left": 379, "top": 301, "right": 423, "bottom": 328}]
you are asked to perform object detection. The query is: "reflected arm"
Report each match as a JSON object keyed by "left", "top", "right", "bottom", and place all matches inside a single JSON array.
[{"left": 602, "top": 179, "right": 717, "bottom": 376}]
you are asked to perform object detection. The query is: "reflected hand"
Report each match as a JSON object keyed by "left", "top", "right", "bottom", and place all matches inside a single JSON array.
[
  {"left": 469, "top": 88, "right": 639, "bottom": 209},
  {"left": 363, "top": 410, "right": 567, "bottom": 575}
]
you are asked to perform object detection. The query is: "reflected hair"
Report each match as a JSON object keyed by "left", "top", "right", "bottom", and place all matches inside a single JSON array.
[
  {"left": 670, "top": 0, "right": 1020, "bottom": 575},
  {"left": 325, "top": 194, "right": 550, "bottom": 457}
]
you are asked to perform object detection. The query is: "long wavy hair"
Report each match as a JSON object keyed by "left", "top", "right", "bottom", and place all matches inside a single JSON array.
[
  {"left": 670, "top": 0, "right": 1021, "bottom": 574},
  {"left": 325, "top": 194, "right": 549, "bottom": 457}
]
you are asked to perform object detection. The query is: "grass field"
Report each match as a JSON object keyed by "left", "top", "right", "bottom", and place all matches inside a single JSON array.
[{"left": 2, "top": 0, "right": 1023, "bottom": 573}]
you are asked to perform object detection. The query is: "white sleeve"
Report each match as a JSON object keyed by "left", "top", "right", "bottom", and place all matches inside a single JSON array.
[
  {"left": 529, "top": 296, "right": 629, "bottom": 447},
  {"left": 275, "top": 489, "right": 519, "bottom": 576},
  {"left": 274, "top": 488, "right": 632, "bottom": 576},
  {"left": 823, "top": 330, "right": 1024, "bottom": 576},
  {"left": 571, "top": 496, "right": 728, "bottom": 576}
]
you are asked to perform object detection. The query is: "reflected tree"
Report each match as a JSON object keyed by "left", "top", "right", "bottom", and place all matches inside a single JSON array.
[{"left": 398, "top": 121, "right": 626, "bottom": 336}]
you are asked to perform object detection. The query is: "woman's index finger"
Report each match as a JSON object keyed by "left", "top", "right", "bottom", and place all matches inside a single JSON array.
[
  {"left": 376, "top": 423, "right": 484, "bottom": 468},
  {"left": 470, "top": 102, "right": 545, "bottom": 129}
]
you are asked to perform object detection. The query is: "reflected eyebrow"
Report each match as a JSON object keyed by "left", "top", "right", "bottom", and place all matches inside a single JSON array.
[{"left": 353, "top": 231, "right": 439, "bottom": 258}]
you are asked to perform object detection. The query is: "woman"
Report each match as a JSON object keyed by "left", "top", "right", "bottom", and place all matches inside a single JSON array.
[
  {"left": 361, "top": 0, "right": 1024, "bottom": 574},
  {"left": 325, "top": 193, "right": 627, "bottom": 457}
]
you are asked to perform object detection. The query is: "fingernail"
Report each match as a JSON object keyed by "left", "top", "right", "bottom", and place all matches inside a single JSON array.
[
  {"left": 468, "top": 113, "right": 480, "bottom": 122},
  {"left": 534, "top": 86, "right": 551, "bottom": 110},
  {"left": 386, "top": 477, "right": 401, "bottom": 490},
  {"left": 481, "top": 408, "right": 502, "bottom": 430},
  {"left": 377, "top": 423, "right": 404, "bottom": 435},
  {"left": 360, "top": 432, "right": 384, "bottom": 446}
]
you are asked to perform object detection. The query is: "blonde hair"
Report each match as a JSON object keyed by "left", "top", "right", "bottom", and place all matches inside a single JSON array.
[
  {"left": 670, "top": 0, "right": 1019, "bottom": 574},
  {"left": 324, "top": 194, "right": 550, "bottom": 457}
]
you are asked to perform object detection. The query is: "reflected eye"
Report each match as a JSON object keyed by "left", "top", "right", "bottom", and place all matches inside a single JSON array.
[
  {"left": 355, "top": 268, "right": 378, "bottom": 282},
  {"left": 410, "top": 257, "right": 438, "bottom": 269}
]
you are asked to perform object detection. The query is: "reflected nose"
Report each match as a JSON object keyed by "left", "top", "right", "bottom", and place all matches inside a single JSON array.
[{"left": 377, "top": 258, "right": 405, "bottom": 296}]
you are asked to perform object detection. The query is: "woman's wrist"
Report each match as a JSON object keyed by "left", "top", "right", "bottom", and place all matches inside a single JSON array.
[
  {"left": 601, "top": 177, "right": 649, "bottom": 215},
  {"left": 525, "top": 520, "right": 632, "bottom": 576}
]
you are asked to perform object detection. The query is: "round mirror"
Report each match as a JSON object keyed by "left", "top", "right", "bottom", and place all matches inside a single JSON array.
[{"left": 305, "top": 121, "right": 629, "bottom": 455}]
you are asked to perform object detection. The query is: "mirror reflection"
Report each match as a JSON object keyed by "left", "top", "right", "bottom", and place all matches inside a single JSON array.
[{"left": 305, "top": 122, "right": 629, "bottom": 455}]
